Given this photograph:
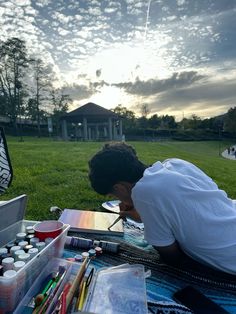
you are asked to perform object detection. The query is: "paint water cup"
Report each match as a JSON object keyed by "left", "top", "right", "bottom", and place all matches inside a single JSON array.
[{"left": 33, "top": 221, "right": 64, "bottom": 241}]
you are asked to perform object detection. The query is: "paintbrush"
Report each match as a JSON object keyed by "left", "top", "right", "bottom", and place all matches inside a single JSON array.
[{"left": 66, "top": 257, "right": 89, "bottom": 310}]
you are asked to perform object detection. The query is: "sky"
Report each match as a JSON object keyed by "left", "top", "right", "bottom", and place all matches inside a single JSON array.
[{"left": 0, "top": 0, "right": 236, "bottom": 120}]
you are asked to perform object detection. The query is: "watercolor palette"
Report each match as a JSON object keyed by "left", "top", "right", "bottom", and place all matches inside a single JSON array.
[{"left": 59, "top": 209, "right": 124, "bottom": 236}]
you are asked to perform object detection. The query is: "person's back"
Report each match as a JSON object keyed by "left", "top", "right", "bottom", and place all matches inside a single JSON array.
[
  {"left": 132, "top": 158, "right": 236, "bottom": 274},
  {"left": 89, "top": 144, "right": 236, "bottom": 274}
]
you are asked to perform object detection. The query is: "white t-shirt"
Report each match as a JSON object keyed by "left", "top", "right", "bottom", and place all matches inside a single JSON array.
[{"left": 131, "top": 158, "right": 236, "bottom": 274}]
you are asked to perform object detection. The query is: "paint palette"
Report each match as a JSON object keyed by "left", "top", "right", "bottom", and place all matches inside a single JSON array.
[{"left": 102, "top": 200, "right": 120, "bottom": 213}]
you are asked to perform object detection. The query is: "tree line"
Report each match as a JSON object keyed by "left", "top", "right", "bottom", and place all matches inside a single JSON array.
[
  {"left": 112, "top": 104, "right": 236, "bottom": 139},
  {"left": 0, "top": 37, "right": 71, "bottom": 137}
]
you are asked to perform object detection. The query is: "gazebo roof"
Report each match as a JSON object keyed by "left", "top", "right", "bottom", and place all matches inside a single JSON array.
[{"left": 61, "top": 102, "right": 118, "bottom": 123}]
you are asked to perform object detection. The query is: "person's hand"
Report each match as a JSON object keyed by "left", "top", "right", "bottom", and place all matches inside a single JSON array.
[{"left": 119, "top": 202, "right": 142, "bottom": 222}]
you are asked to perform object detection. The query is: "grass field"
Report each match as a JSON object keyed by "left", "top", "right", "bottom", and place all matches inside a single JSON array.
[{"left": 2, "top": 136, "right": 236, "bottom": 221}]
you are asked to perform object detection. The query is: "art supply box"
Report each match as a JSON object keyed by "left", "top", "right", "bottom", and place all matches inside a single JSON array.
[{"left": 0, "top": 195, "right": 70, "bottom": 313}]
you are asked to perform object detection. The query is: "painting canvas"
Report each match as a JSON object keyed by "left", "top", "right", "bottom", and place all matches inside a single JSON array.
[{"left": 59, "top": 209, "right": 124, "bottom": 236}]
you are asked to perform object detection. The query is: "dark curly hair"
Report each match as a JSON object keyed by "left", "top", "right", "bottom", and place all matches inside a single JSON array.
[{"left": 88, "top": 143, "right": 147, "bottom": 195}]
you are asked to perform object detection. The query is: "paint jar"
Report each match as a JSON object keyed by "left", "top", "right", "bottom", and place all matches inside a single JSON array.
[
  {"left": 81, "top": 252, "right": 89, "bottom": 261},
  {"left": 97, "top": 240, "right": 120, "bottom": 253},
  {"left": 18, "top": 241, "right": 28, "bottom": 250},
  {"left": 10, "top": 246, "right": 21, "bottom": 256},
  {"left": 29, "top": 237, "right": 39, "bottom": 247},
  {"left": 3, "top": 270, "right": 17, "bottom": 278},
  {"left": 2, "top": 257, "right": 14, "bottom": 271},
  {"left": 14, "top": 250, "right": 26, "bottom": 261},
  {"left": 13, "top": 261, "right": 25, "bottom": 271},
  {"left": 18, "top": 253, "right": 30, "bottom": 263},
  {"left": 0, "top": 248, "right": 8, "bottom": 255},
  {"left": 24, "top": 244, "right": 33, "bottom": 253},
  {"left": 95, "top": 247, "right": 103, "bottom": 256},
  {"left": 45, "top": 237, "right": 54, "bottom": 245},
  {"left": 74, "top": 254, "right": 83, "bottom": 262},
  {"left": 28, "top": 248, "right": 39, "bottom": 259},
  {"left": 0, "top": 253, "right": 9, "bottom": 263},
  {"left": 36, "top": 242, "right": 46, "bottom": 251},
  {"left": 25, "top": 234, "right": 35, "bottom": 244},
  {"left": 26, "top": 226, "right": 35, "bottom": 234},
  {"left": 66, "top": 236, "right": 93, "bottom": 249},
  {"left": 16, "top": 233, "right": 27, "bottom": 241},
  {"left": 88, "top": 249, "right": 96, "bottom": 258},
  {"left": 5, "top": 243, "right": 15, "bottom": 253}
]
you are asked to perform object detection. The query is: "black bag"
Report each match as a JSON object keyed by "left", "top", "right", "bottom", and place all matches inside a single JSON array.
[{"left": 0, "top": 127, "right": 13, "bottom": 194}]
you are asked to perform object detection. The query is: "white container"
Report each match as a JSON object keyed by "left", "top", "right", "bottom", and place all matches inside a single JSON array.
[{"left": 0, "top": 195, "right": 70, "bottom": 313}]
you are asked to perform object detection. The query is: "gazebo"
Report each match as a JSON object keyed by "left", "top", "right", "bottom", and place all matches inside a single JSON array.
[{"left": 60, "top": 102, "right": 123, "bottom": 141}]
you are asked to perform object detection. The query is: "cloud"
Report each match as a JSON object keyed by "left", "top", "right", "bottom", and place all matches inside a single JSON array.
[
  {"left": 0, "top": 0, "right": 236, "bottom": 118},
  {"left": 112, "top": 71, "right": 205, "bottom": 96},
  {"left": 63, "top": 83, "right": 95, "bottom": 101}
]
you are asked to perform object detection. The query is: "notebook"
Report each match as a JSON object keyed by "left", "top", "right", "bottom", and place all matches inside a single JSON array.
[{"left": 58, "top": 209, "right": 124, "bottom": 236}]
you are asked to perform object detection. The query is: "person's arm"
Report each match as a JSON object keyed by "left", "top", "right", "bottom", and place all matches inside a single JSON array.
[
  {"left": 119, "top": 202, "right": 142, "bottom": 222},
  {"left": 154, "top": 241, "right": 203, "bottom": 270}
]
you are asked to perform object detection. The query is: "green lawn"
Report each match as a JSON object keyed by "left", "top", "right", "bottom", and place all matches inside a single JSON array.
[{"left": 2, "top": 137, "right": 236, "bottom": 220}]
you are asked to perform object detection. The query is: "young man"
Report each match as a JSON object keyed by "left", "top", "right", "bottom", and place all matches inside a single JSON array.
[{"left": 88, "top": 143, "right": 236, "bottom": 274}]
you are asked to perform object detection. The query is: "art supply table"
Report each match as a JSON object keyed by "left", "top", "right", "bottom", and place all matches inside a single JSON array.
[{"left": 64, "top": 219, "right": 236, "bottom": 314}]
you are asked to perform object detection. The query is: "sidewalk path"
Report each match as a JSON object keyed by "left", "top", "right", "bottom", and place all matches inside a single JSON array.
[{"left": 222, "top": 145, "right": 236, "bottom": 160}]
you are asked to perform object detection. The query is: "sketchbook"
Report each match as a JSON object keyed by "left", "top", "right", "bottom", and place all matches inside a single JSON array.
[{"left": 58, "top": 209, "right": 124, "bottom": 236}]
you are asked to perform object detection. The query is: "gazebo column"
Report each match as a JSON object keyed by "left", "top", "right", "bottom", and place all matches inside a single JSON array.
[
  {"left": 104, "top": 126, "right": 107, "bottom": 137},
  {"left": 83, "top": 117, "right": 88, "bottom": 141},
  {"left": 119, "top": 119, "right": 123, "bottom": 140},
  {"left": 62, "top": 119, "right": 68, "bottom": 140},
  {"left": 88, "top": 127, "right": 91, "bottom": 140},
  {"left": 108, "top": 118, "right": 113, "bottom": 141},
  {"left": 95, "top": 125, "right": 99, "bottom": 140},
  {"left": 113, "top": 123, "right": 117, "bottom": 140}
]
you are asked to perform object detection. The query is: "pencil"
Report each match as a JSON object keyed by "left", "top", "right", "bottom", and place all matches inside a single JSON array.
[{"left": 78, "top": 280, "right": 87, "bottom": 310}]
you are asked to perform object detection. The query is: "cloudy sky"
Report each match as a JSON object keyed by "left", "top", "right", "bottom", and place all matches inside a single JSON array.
[{"left": 1, "top": 0, "right": 236, "bottom": 120}]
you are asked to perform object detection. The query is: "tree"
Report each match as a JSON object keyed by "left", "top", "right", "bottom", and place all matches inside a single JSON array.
[
  {"left": 25, "top": 97, "right": 48, "bottom": 122},
  {"left": 0, "top": 37, "right": 29, "bottom": 133},
  {"left": 148, "top": 114, "right": 161, "bottom": 129},
  {"left": 224, "top": 107, "right": 236, "bottom": 135},
  {"left": 31, "top": 58, "right": 54, "bottom": 136},
  {"left": 160, "top": 115, "right": 177, "bottom": 129},
  {"left": 140, "top": 103, "right": 150, "bottom": 118},
  {"left": 51, "top": 89, "right": 71, "bottom": 136},
  {"left": 112, "top": 104, "right": 136, "bottom": 130}
]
